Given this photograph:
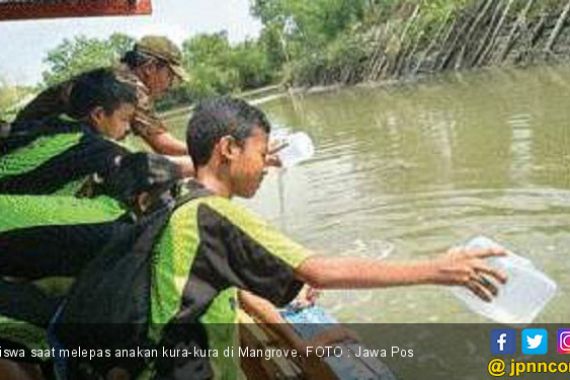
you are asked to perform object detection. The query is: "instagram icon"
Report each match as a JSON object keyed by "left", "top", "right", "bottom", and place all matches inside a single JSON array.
[{"left": 558, "top": 329, "right": 570, "bottom": 354}]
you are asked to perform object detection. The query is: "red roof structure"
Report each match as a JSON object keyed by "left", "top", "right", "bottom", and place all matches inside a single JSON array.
[{"left": 0, "top": 0, "right": 152, "bottom": 21}]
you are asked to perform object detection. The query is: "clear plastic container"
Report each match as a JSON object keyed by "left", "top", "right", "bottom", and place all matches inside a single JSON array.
[
  {"left": 451, "top": 236, "right": 557, "bottom": 325},
  {"left": 276, "top": 132, "right": 315, "bottom": 168}
]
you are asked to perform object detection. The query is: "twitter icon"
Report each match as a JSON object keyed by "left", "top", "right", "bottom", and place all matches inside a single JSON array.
[{"left": 522, "top": 329, "right": 548, "bottom": 355}]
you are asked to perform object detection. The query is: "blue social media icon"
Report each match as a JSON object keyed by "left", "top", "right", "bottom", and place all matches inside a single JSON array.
[
  {"left": 522, "top": 328, "right": 548, "bottom": 355},
  {"left": 491, "top": 329, "right": 516, "bottom": 355}
]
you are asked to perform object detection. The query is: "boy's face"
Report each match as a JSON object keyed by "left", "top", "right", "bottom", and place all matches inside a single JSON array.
[
  {"left": 227, "top": 126, "right": 269, "bottom": 198},
  {"left": 91, "top": 103, "right": 135, "bottom": 140}
]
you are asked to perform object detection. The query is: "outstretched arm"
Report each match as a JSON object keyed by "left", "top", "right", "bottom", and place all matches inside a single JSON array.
[
  {"left": 295, "top": 247, "right": 507, "bottom": 302},
  {"left": 143, "top": 131, "right": 188, "bottom": 156}
]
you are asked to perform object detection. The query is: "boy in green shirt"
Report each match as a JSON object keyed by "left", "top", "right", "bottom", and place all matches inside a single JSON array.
[
  {"left": 1, "top": 68, "right": 188, "bottom": 198},
  {"left": 57, "top": 97, "right": 506, "bottom": 380}
]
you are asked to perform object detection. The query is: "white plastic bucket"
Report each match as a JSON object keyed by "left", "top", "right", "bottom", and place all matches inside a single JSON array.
[
  {"left": 276, "top": 132, "right": 315, "bottom": 168},
  {"left": 451, "top": 236, "right": 557, "bottom": 325}
]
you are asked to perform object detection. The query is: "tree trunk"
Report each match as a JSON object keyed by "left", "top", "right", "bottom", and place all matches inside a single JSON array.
[{"left": 544, "top": 0, "right": 570, "bottom": 53}]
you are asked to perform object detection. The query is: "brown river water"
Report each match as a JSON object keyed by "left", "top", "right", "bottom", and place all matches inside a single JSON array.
[{"left": 167, "top": 65, "right": 570, "bottom": 323}]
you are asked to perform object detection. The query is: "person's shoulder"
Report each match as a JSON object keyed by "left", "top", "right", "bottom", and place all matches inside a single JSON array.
[
  {"left": 39, "top": 77, "right": 75, "bottom": 93},
  {"left": 14, "top": 80, "right": 75, "bottom": 123},
  {"left": 112, "top": 63, "right": 153, "bottom": 112},
  {"left": 197, "top": 196, "right": 310, "bottom": 267},
  {"left": 47, "top": 116, "right": 89, "bottom": 134},
  {"left": 173, "top": 192, "right": 256, "bottom": 221},
  {"left": 48, "top": 117, "right": 123, "bottom": 152},
  {"left": 113, "top": 64, "right": 147, "bottom": 90},
  {"left": 34, "top": 78, "right": 76, "bottom": 104},
  {"left": 171, "top": 181, "right": 268, "bottom": 228},
  {"left": 12, "top": 116, "right": 81, "bottom": 138},
  {"left": 198, "top": 197, "right": 269, "bottom": 230}
]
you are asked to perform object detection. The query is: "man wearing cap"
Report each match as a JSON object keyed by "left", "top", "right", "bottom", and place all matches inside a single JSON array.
[{"left": 15, "top": 35, "right": 190, "bottom": 156}]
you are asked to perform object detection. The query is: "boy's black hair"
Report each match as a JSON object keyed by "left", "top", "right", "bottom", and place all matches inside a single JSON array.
[
  {"left": 68, "top": 68, "right": 137, "bottom": 119},
  {"left": 186, "top": 97, "right": 272, "bottom": 167}
]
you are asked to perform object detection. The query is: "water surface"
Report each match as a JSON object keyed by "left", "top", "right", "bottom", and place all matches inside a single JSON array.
[{"left": 170, "top": 66, "right": 570, "bottom": 323}]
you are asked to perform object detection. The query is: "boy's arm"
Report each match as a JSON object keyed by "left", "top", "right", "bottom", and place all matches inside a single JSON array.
[
  {"left": 142, "top": 130, "right": 188, "bottom": 156},
  {"left": 238, "top": 290, "right": 354, "bottom": 355},
  {"left": 206, "top": 200, "right": 507, "bottom": 304},
  {"left": 295, "top": 247, "right": 507, "bottom": 302},
  {"left": 238, "top": 290, "right": 304, "bottom": 349},
  {"left": 131, "top": 108, "right": 188, "bottom": 156}
]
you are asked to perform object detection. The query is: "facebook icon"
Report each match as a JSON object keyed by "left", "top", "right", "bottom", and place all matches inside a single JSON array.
[{"left": 491, "top": 329, "right": 516, "bottom": 355}]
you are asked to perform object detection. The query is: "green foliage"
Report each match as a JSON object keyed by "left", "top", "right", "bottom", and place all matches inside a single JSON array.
[
  {"left": 154, "top": 85, "right": 193, "bottom": 112},
  {"left": 290, "top": 32, "right": 369, "bottom": 86},
  {"left": 42, "top": 33, "right": 134, "bottom": 87},
  {"left": 37, "top": 0, "right": 542, "bottom": 109},
  {"left": 252, "top": 0, "right": 369, "bottom": 57},
  {"left": 251, "top": 0, "right": 378, "bottom": 84},
  {"left": 231, "top": 40, "right": 273, "bottom": 89},
  {"left": 258, "top": 22, "right": 288, "bottom": 68},
  {"left": 179, "top": 32, "right": 273, "bottom": 101},
  {"left": 40, "top": 29, "right": 273, "bottom": 111},
  {"left": 183, "top": 32, "right": 240, "bottom": 97},
  {"left": 250, "top": 0, "right": 487, "bottom": 85},
  {"left": 252, "top": 0, "right": 366, "bottom": 40}
]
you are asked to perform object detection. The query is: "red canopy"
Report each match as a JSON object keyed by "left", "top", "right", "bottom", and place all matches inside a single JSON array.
[{"left": 0, "top": 0, "right": 152, "bottom": 21}]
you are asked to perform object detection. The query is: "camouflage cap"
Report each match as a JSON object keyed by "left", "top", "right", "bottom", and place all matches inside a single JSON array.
[{"left": 135, "top": 36, "right": 189, "bottom": 82}]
